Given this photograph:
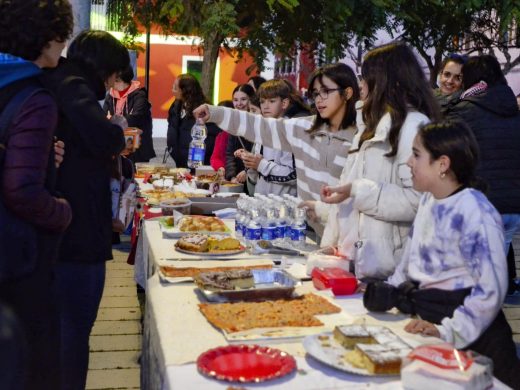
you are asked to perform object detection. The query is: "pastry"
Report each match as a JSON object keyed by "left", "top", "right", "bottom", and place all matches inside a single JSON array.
[
  {"left": 159, "top": 264, "right": 272, "bottom": 278},
  {"left": 207, "top": 237, "right": 241, "bottom": 251},
  {"left": 334, "top": 325, "right": 411, "bottom": 374},
  {"left": 198, "top": 293, "right": 341, "bottom": 333},
  {"left": 345, "top": 343, "right": 411, "bottom": 374},
  {"left": 195, "top": 270, "right": 254, "bottom": 291},
  {"left": 175, "top": 234, "right": 208, "bottom": 252}
]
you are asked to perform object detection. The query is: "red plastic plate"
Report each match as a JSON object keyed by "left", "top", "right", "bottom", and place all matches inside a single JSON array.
[{"left": 197, "top": 344, "right": 297, "bottom": 383}]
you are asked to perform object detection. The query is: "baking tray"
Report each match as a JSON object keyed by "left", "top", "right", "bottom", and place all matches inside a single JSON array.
[
  {"left": 196, "top": 269, "right": 300, "bottom": 302},
  {"left": 189, "top": 196, "right": 237, "bottom": 215}
]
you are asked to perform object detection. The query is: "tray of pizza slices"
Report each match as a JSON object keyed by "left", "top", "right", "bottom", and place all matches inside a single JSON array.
[{"left": 198, "top": 292, "right": 350, "bottom": 342}]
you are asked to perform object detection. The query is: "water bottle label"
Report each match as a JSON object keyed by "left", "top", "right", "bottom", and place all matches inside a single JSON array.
[
  {"left": 246, "top": 227, "right": 262, "bottom": 240},
  {"left": 284, "top": 225, "right": 292, "bottom": 238},
  {"left": 275, "top": 223, "right": 287, "bottom": 239},
  {"left": 291, "top": 227, "right": 306, "bottom": 241},
  {"left": 261, "top": 227, "right": 276, "bottom": 241},
  {"left": 235, "top": 221, "right": 242, "bottom": 233},
  {"left": 189, "top": 146, "right": 205, "bottom": 163}
]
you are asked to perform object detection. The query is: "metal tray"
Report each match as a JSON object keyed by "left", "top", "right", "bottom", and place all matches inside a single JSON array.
[{"left": 197, "top": 269, "right": 300, "bottom": 302}]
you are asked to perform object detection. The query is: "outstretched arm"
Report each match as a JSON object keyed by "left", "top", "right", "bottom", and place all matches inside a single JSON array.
[{"left": 193, "top": 104, "right": 314, "bottom": 154}]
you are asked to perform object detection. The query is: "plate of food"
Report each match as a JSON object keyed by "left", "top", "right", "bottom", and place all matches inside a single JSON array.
[
  {"left": 174, "top": 234, "right": 246, "bottom": 256},
  {"left": 303, "top": 325, "right": 412, "bottom": 376},
  {"left": 159, "top": 215, "right": 232, "bottom": 238},
  {"left": 194, "top": 269, "right": 300, "bottom": 302}
]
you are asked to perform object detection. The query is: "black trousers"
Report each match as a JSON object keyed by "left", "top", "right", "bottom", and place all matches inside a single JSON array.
[{"left": 413, "top": 288, "right": 520, "bottom": 389}]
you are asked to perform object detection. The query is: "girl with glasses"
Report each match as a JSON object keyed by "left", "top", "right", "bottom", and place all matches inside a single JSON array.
[
  {"left": 318, "top": 42, "right": 440, "bottom": 280},
  {"left": 193, "top": 64, "right": 359, "bottom": 236}
]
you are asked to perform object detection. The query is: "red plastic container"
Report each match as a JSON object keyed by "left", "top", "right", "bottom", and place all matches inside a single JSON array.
[{"left": 311, "top": 267, "right": 358, "bottom": 296}]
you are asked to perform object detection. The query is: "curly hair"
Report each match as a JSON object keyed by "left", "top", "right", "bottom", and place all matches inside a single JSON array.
[
  {"left": 177, "top": 74, "right": 208, "bottom": 118},
  {"left": 0, "top": 0, "right": 73, "bottom": 61}
]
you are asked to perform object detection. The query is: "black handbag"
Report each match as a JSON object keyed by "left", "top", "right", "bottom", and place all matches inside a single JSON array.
[{"left": 0, "top": 84, "right": 43, "bottom": 283}]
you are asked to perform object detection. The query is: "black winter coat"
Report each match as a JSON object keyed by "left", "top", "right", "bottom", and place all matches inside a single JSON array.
[
  {"left": 103, "top": 88, "right": 156, "bottom": 163},
  {"left": 445, "top": 84, "right": 520, "bottom": 214},
  {"left": 167, "top": 100, "right": 221, "bottom": 168},
  {"left": 42, "top": 58, "right": 125, "bottom": 263}
]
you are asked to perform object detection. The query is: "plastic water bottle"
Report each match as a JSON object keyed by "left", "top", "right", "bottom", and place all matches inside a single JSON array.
[
  {"left": 234, "top": 196, "right": 245, "bottom": 239},
  {"left": 290, "top": 206, "right": 307, "bottom": 248},
  {"left": 187, "top": 119, "right": 207, "bottom": 168},
  {"left": 245, "top": 201, "right": 262, "bottom": 246},
  {"left": 274, "top": 197, "right": 290, "bottom": 245},
  {"left": 261, "top": 202, "right": 277, "bottom": 241}
]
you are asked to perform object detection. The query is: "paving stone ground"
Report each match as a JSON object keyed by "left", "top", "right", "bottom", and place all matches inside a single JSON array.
[{"left": 86, "top": 237, "right": 141, "bottom": 390}]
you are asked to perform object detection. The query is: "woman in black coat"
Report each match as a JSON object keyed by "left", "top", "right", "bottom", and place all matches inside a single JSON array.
[
  {"left": 167, "top": 74, "right": 220, "bottom": 168},
  {"left": 445, "top": 54, "right": 520, "bottom": 298},
  {"left": 103, "top": 65, "right": 156, "bottom": 162},
  {"left": 42, "top": 30, "right": 129, "bottom": 390}
]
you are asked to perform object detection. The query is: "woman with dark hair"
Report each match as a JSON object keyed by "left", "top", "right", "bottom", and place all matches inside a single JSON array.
[
  {"left": 166, "top": 74, "right": 220, "bottom": 167},
  {"left": 41, "top": 30, "right": 129, "bottom": 390},
  {"left": 104, "top": 65, "right": 156, "bottom": 162},
  {"left": 434, "top": 54, "right": 466, "bottom": 114},
  {"left": 319, "top": 42, "right": 440, "bottom": 280},
  {"left": 445, "top": 54, "right": 520, "bottom": 296},
  {"left": 226, "top": 84, "right": 255, "bottom": 186},
  {"left": 0, "top": 1, "right": 73, "bottom": 388},
  {"left": 193, "top": 63, "right": 359, "bottom": 236}
]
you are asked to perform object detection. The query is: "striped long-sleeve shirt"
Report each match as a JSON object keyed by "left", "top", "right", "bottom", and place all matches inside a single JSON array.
[{"left": 207, "top": 105, "right": 355, "bottom": 235}]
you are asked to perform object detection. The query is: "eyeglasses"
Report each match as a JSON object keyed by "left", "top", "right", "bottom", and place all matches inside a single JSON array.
[
  {"left": 310, "top": 88, "right": 343, "bottom": 101},
  {"left": 441, "top": 71, "right": 462, "bottom": 83}
]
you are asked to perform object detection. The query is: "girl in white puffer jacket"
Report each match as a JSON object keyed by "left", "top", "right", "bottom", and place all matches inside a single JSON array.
[{"left": 314, "top": 42, "right": 441, "bottom": 280}]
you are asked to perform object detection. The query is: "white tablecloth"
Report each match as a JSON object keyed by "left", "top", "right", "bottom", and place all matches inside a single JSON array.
[{"left": 139, "top": 220, "right": 510, "bottom": 390}]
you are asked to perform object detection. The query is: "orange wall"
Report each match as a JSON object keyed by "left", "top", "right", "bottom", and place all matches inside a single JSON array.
[{"left": 135, "top": 43, "right": 257, "bottom": 119}]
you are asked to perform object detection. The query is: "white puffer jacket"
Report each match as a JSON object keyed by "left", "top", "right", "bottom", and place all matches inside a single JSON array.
[{"left": 317, "top": 106, "right": 428, "bottom": 279}]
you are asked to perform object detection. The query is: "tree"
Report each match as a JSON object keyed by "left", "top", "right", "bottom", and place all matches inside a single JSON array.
[
  {"left": 107, "top": 0, "right": 388, "bottom": 98},
  {"left": 385, "top": 0, "right": 520, "bottom": 85},
  {"left": 385, "top": 0, "right": 482, "bottom": 86}
]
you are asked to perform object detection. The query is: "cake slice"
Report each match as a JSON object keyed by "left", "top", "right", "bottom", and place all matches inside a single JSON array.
[
  {"left": 175, "top": 234, "right": 209, "bottom": 252},
  {"left": 207, "top": 236, "right": 241, "bottom": 251},
  {"left": 345, "top": 343, "right": 411, "bottom": 374},
  {"left": 333, "top": 325, "right": 377, "bottom": 349},
  {"left": 195, "top": 269, "right": 254, "bottom": 291}
]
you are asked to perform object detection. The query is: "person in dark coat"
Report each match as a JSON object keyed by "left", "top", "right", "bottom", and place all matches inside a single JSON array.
[
  {"left": 167, "top": 74, "right": 220, "bottom": 168},
  {"left": 41, "top": 30, "right": 129, "bottom": 390},
  {"left": 445, "top": 54, "right": 520, "bottom": 296},
  {"left": 103, "top": 65, "right": 156, "bottom": 162},
  {"left": 0, "top": 1, "right": 73, "bottom": 389}
]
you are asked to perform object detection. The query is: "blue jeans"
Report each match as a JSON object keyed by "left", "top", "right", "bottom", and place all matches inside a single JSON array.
[
  {"left": 53, "top": 262, "right": 106, "bottom": 390},
  {"left": 502, "top": 214, "right": 520, "bottom": 250}
]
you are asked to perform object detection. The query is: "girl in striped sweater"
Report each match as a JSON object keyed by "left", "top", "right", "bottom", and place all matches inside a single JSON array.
[{"left": 193, "top": 64, "right": 359, "bottom": 236}]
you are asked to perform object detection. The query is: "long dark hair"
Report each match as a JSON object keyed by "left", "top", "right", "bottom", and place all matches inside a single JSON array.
[
  {"left": 419, "top": 120, "right": 486, "bottom": 191},
  {"left": 359, "top": 42, "right": 440, "bottom": 157},
  {"left": 307, "top": 63, "right": 359, "bottom": 134},
  {"left": 177, "top": 74, "right": 207, "bottom": 118}
]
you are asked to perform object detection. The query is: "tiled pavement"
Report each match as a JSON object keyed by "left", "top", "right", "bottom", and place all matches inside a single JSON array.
[{"left": 85, "top": 237, "right": 141, "bottom": 390}]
